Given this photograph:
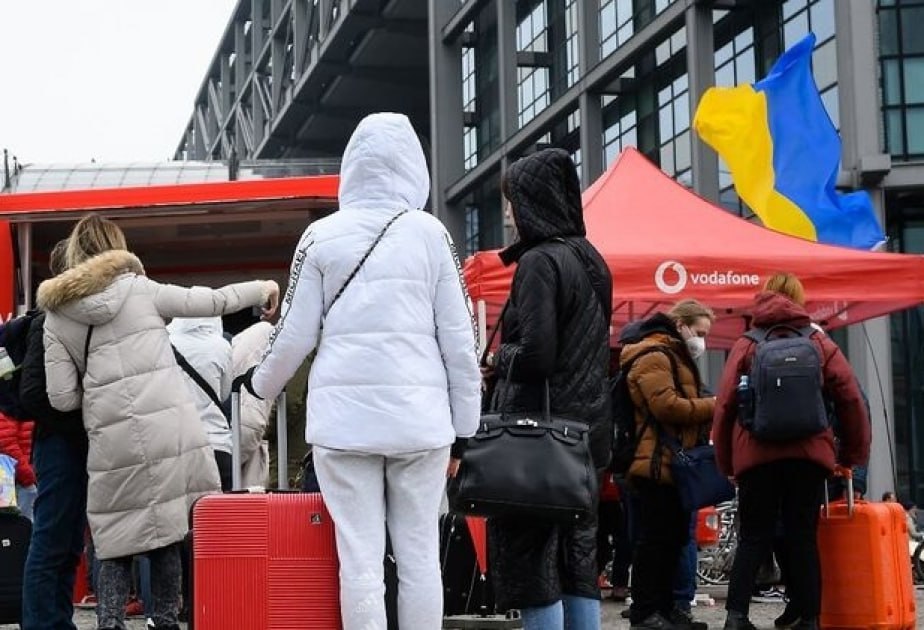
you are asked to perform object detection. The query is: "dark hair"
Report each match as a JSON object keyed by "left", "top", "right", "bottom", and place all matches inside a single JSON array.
[{"left": 48, "top": 240, "right": 68, "bottom": 275}]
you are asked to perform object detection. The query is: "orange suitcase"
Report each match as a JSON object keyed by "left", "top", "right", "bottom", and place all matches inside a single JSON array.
[{"left": 818, "top": 481, "right": 916, "bottom": 630}]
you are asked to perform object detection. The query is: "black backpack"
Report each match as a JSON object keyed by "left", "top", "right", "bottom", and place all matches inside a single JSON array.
[
  {"left": 0, "top": 311, "right": 41, "bottom": 420},
  {"left": 610, "top": 345, "right": 679, "bottom": 476},
  {"left": 739, "top": 325, "right": 828, "bottom": 442}
]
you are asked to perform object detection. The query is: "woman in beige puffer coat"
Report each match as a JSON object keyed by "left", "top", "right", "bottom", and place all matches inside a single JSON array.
[{"left": 37, "top": 214, "right": 279, "bottom": 630}]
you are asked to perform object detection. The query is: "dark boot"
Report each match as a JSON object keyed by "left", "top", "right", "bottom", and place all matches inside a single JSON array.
[
  {"left": 791, "top": 619, "right": 818, "bottom": 630},
  {"left": 631, "top": 612, "right": 680, "bottom": 630},
  {"left": 669, "top": 605, "right": 708, "bottom": 630},
  {"left": 724, "top": 611, "right": 759, "bottom": 630},
  {"left": 774, "top": 601, "right": 802, "bottom": 628}
]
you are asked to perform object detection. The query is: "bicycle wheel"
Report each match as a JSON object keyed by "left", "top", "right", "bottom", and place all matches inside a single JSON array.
[{"left": 696, "top": 499, "right": 738, "bottom": 586}]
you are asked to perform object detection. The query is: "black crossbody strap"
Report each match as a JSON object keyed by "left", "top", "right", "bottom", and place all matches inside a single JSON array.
[
  {"left": 172, "top": 345, "right": 224, "bottom": 412},
  {"left": 83, "top": 325, "right": 93, "bottom": 375},
  {"left": 481, "top": 300, "right": 510, "bottom": 366},
  {"left": 325, "top": 210, "right": 408, "bottom": 318}
]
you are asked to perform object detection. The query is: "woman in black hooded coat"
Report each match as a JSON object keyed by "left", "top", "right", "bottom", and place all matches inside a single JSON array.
[{"left": 484, "top": 149, "right": 612, "bottom": 630}]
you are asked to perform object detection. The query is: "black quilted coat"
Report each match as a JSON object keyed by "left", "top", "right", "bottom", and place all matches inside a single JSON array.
[{"left": 488, "top": 148, "right": 613, "bottom": 611}]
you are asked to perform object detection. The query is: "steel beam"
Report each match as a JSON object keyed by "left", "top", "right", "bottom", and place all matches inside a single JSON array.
[
  {"left": 686, "top": 1, "right": 719, "bottom": 201},
  {"left": 578, "top": 0, "right": 603, "bottom": 186},
  {"left": 429, "top": 0, "right": 466, "bottom": 245},
  {"left": 497, "top": 0, "right": 518, "bottom": 145},
  {"left": 442, "top": 0, "right": 491, "bottom": 43}
]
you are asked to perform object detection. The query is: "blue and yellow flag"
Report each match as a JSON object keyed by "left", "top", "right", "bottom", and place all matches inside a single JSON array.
[{"left": 694, "top": 33, "right": 885, "bottom": 250}]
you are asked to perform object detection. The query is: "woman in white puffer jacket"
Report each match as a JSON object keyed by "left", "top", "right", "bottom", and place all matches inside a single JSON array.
[
  {"left": 167, "top": 316, "right": 233, "bottom": 490},
  {"left": 39, "top": 214, "right": 279, "bottom": 630},
  {"left": 238, "top": 112, "right": 481, "bottom": 630}
]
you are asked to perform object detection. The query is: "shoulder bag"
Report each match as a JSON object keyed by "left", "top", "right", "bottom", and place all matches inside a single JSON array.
[
  {"left": 449, "top": 349, "right": 598, "bottom": 524},
  {"left": 655, "top": 352, "right": 735, "bottom": 511}
]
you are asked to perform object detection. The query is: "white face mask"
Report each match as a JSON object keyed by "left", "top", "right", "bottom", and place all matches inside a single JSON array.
[{"left": 685, "top": 335, "right": 706, "bottom": 360}]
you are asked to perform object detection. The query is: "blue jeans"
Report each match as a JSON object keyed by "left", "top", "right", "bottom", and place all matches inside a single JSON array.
[
  {"left": 135, "top": 555, "right": 153, "bottom": 616},
  {"left": 672, "top": 513, "right": 698, "bottom": 611},
  {"left": 16, "top": 484, "right": 37, "bottom": 521},
  {"left": 21, "top": 434, "right": 88, "bottom": 630},
  {"left": 520, "top": 596, "right": 601, "bottom": 630}
]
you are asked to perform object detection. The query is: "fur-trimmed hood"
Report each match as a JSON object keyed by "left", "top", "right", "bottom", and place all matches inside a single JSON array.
[{"left": 37, "top": 250, "right": 145, "bottom": 325}]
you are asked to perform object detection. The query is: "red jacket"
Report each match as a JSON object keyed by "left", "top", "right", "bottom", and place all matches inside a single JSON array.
[
  {"left": 0, "top": 412, "right": 35, "bottom": 487},
  {"left": 713, "top": 292, "right": 870, "bottom": 478}
]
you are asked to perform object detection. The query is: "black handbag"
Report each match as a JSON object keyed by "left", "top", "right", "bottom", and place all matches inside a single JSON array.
[{"left": 449, "top": 353, "right": 598, "bottom": 524}]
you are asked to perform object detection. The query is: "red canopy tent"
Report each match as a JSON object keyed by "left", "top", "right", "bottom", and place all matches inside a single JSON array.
[{"left": 464, "top": 148, "right": 924, "bottom": 349}]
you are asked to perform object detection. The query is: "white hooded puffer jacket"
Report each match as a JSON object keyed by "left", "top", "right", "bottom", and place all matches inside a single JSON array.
[
  {"left": 167, "top": 317, "right": 232, "bottom": 454},
  {"left": 252, "top": 112, "right": 481, "bottom": 455}
]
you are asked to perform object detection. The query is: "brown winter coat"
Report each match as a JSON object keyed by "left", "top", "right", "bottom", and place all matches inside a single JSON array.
[
  {"left": 713, "top": 292, "right": 870, "bottom": 478},
  {"left": 620, "top": 315, "right": 714, "bottom": 483}
]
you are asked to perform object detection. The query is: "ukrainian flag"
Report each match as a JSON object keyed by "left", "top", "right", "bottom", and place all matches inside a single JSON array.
[{"left": 694, "top": 33, "right": 885, "bottom": 250}]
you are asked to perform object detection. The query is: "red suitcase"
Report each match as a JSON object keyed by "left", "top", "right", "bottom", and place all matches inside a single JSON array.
[
  {"left": 192, "top": 492, "right": 340, "bottom": 629},
  {"left": 191, "top": 389, "right": 341, "bottom": 629},
  {"left": 818, "top": 476, "right": 916, "bottom": 630}
]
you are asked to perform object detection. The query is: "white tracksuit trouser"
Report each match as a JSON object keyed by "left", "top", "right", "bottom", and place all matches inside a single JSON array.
[{"left": 314, "top": 445, "right": 450, "bottom": 630}]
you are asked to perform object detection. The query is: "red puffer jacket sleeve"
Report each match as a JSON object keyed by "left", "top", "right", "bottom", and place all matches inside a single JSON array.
[
  {"left": 712, "top": 338, "right": 751, "bottom": 477},
  {"left": 0, "top": 413, "right": 36, "bottom": 487},
  {"left": 819, "top": 336, "right": 871, "bottom": 468},
  {"left": 16, "top": 421, "right": 35, "bottom": 487}
]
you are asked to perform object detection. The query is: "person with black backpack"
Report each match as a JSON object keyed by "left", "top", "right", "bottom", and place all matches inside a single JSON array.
[
  {"left": 619, "top": 300, "right": 716, "bottom": 630},
  {"left": 713, "top": 273, "right": 871, "bottom": 630}
]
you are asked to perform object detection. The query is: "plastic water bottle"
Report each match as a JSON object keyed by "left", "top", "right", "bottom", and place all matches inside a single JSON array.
[
  {"left": 736, "top": 374, "right": 752, "bottom": 420},
  {"left": 0, "top": 348, "right": 14, "bottom": 381}
]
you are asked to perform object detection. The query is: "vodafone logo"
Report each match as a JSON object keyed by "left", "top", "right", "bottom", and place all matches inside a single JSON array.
[
  {"left": 655, "top": 261, "right": 687, "bottom": 294},
  {"left": 654, "top": 260, "right": 760, "bottom": 294}
]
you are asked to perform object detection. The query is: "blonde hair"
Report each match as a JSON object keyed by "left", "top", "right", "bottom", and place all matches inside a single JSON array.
[
  {"left": 48, "top": 240, "right": 68, "bottom": 276},
  {"left": 65, "top": 215, "right": 127, "bottom": 268},
  {"left": 668, "top": 299, "right": 715, "bottom": 326},
  {"left": 764, "top": 272, "right": 805, "bottom": 306}
]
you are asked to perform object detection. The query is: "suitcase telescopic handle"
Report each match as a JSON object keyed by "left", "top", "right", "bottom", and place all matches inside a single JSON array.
[
  {"left": 230, "top": 380, "right": 288, "bottom": 492},
  {"left": 823, "top": 467, "right": 855, "bottom": 519}
]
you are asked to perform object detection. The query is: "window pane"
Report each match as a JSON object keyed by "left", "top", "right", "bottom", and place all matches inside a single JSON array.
[
  {"left": 715, "top": 62, "right": 735, "bottom": 87},
  {"left": 812, "top": 38, "right": 838, "bottom": 90},
  {"left": 782, "top": 0, "right": 806, "bottom": 21},
  {"left": 906, "top": 108, "right": 924, "bottom": 155},
  {"left": 879, "top": 9, "right": 899, "bottom": 56},
  {"left": 821, "top": 85, "right": 839, "bottom": 130},
  {"left": 735, "top": 28, "right": 754, "bottom": 52},
  {"left": 675, "top": 130, "right": 691, "bottom": 173},
  {"left": 886, "top": 108, "right": 905, "bottom": 155},
  {"left": 784, "top": 12, "right": 810, "bottom": 49},
  {"left": 810, "top": 0, "right": 836, "bottom": 43},
  {"left": 902, "top": 7, "right": 924, "bottom": 55},
  {"left": 660, "top": 141, "right": 675, "bottom": 175},
  {"left": 715, "top": 42, "right": 734, "bottom": 67},
  {"left": 883, "top": 59, "right": 902, "bottom": 106},
  {"left": 904, "top": 57, "right": 924, "bottom": 104},
  {"left": 659, "top": 105, "right": 674, "bottom": 140},
  {"left": 600, "top": 2, "right": 616, "bottom": 39},
  {"left": 675, "top": 92, "right": 690, "bottom": 132},
  {"left": 737, "top": 49, "right": 756, "bottom": 85}
]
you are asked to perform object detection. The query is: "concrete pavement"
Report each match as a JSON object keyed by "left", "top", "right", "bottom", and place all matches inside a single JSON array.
[{"left": 5, "top": 587, "right": 923, "bottom": 628}]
